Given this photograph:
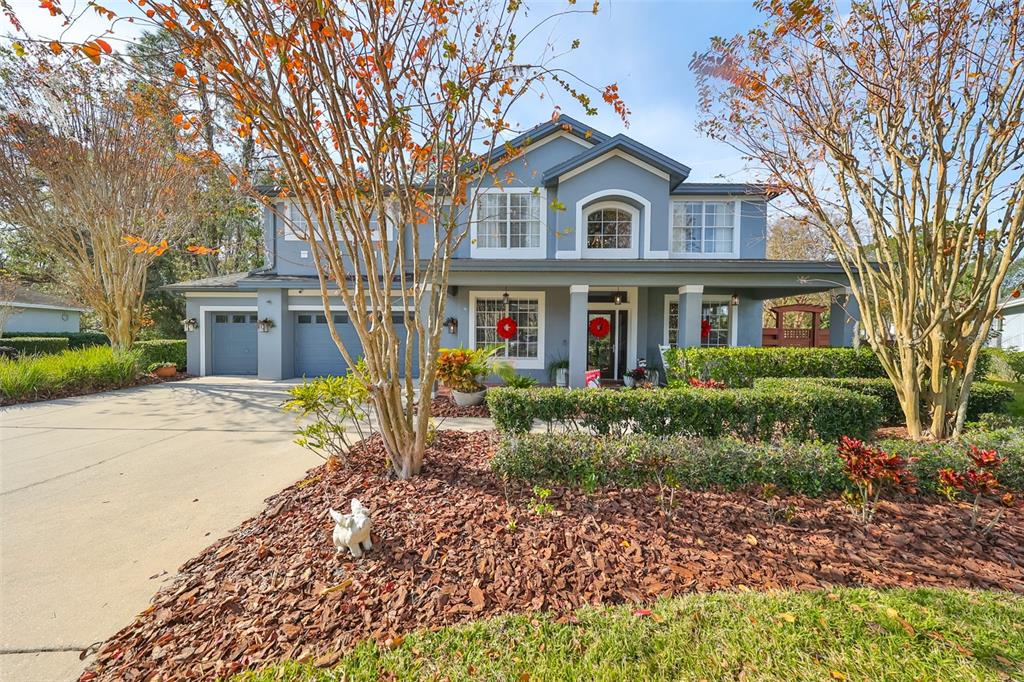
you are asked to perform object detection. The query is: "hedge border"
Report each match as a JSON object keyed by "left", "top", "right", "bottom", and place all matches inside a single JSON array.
[
  {"left": 1, "top": 337, "right": 70, "bottom": 355},
  {"left": 134, "top": 339, "right": 187, "bottom": 372}
]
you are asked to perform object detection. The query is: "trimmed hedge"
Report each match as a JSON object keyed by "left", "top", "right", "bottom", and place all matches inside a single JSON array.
[
  {"left": 491, "top": 430, "right": 1024, "bottom": 497},
  {"left": 2, "top": 331, "right": 109, "bottom": 349},
  {"left": 3, "top": 337, "right": 70, "bottom": 355},
  {"left": 756, "top": 378, "right": 1013, "bottom": 425},
  {"left": 663, "top": 346, "right": 994, "bottom": 386},
  {"left": 134, "top": 339, "right": 186, "bottom": 372},
  {"left": 486, "top": 385, "right": 882, "bottom": 443}
]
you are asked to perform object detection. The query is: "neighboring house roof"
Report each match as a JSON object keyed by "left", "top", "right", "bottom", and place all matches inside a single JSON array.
[
  {"left": 162, "top": 271, "right": 252, "bottom": 291},
  {"left": 1001, "top": 296, "right": 1024, "bottom": 314},
  {"left": 542, "top": 133, "right": 692, "bottom": 190},
  {"left": 0, "top": 285, "right": 86, "bottom": 312}
]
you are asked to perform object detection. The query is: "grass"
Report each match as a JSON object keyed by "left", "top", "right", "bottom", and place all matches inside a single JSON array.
[
  {"left": 990, "top": 380, "right": 1024, "bottom": 418},
  {"left": 0, "top": 345, "right": 140, "bottom": 402},
  {"left": 234, "top": 588, "right": 1023, "bottom": 681}
]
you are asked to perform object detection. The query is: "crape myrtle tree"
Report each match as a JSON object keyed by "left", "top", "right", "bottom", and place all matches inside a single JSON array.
[
  {"left": 132, "top": 0, "right": 627, "bottom": 478},
  {"left": 0, "top": 52, "right": 202, "bottom": 350},
  {"left": 692, "top": 0, "right": 1024, "bottom": 439}
]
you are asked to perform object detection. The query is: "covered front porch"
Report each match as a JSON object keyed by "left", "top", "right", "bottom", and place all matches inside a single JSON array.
[{"left": 445, "top": 259, "right": 859, "bottom": 388}]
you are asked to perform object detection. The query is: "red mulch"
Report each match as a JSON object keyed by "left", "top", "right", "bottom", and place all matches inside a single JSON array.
[
  {"left": 1, "top": 372, "right": 191, "bottom": 407},
  {"left": 428, "top": 395, "right": 490, "bottom": 418},
  {"left": 83, "top": 430, "right": 1024, "bottom": 681}
]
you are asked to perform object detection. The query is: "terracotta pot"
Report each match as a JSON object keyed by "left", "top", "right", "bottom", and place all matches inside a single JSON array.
[
  {"left": 154, "top": 366, "right": 177, "bottom": 378},
  {"left": 452, "top": 388, "right": 486, "bottom": 407}
]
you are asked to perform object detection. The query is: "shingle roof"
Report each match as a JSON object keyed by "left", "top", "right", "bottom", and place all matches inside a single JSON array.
[
  {"left": 541, "top": 134, "right": 692, "bottom": 189},
  {"left": 161, "top": 271, "right": 251, "bottom": 291},
  {"left": 0, "top": 285, "right": 85, "bottom": 311},
  {"left": 671, "top": 182, "right": 779, "bottom": 198}
]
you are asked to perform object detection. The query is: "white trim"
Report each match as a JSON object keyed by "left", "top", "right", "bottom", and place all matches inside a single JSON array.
[
  {"left": 469, "top": 186, "right": 548, "bottom": 259},
  {"left": 581, "top": 201, "right": 640, "bottom": 259},
  {"left": 678, "top": 285, "right": 704, "bottom": 295},
  {"left": 564, "top": 189, "right": 652, "bottom": 260},
  {"left": 569, "top": 284, "right": 590, "bottom": 294},
  {"left": 198, "top": 305, "right": 258, "bottom": 377},
  {"left": 513, "top": 129, "right": 594, "bottom": 153},
  {"left": 468, "top": 290, "right": 546, "bottom": 370},
  {"left": 280, "top": 199, "right": 396, "bottom": 242},
  {"left": 586, "top": 286, "right": 639, "bottom": 378},
  {"left": 184, "top": 292, "right": 257, "bottom": 299},
  {"left": 0, "top": 301, "right": 86, "bottom": 312},
  {"left": 662, "top": 294, "right": 736, "bottom": 348},
  {"left": 288, "top": 303, "right": 405, "bottom": 312},
  {"left": 556, "top": 149, "right": 670, "bottom": 184},
  {"left": 668, "top": 198, "right": 741, "bottom": 259}
]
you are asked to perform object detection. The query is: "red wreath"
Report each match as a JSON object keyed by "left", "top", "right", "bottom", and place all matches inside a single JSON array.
[
  {"left": 496, "top": 316, "right": 518, "bottom": 340},
  {"left": 589, "top": 317, "right": 611, "bottom": 338},
  {"left": 701, "top": 319, "right": 713, "bottom": 339}
]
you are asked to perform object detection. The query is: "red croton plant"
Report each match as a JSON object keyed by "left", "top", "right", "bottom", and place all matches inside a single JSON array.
[
  {"left": 939, "top": 446, "right": 1019, "bottom": 534},
  {"left": 836, "top": 436, "right": 917, "bottom": 523},
  {"left": 688, "top": 377, "right": 726, "bottom": 389}
]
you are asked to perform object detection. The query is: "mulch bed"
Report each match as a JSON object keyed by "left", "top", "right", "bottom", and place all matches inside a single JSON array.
[
  {"left": 83, "top": 430, "right": 1024, "bottom": 681},
  {"left": 1, "top": 372, "right": 191, "bottom": 407},
  {"left": 428, "top": 395, "right": 490, "bottom": 418}
]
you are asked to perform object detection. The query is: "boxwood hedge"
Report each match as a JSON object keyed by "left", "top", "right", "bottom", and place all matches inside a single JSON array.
[
  {"left": 2, "top": 331, "right": 109, "bottom": 349},
  {"left": 2, "top": 337, "right": 70, "bottom": 355},
  {"left": 134, "top": 339, "right": 186, "bottom": 372},
  {"left": 486, "top": 385, "right": 882, "bottom": 443},
  {"left": 491, "top": 430, "right": 1024, "bottom": 497},
  {"left": 755, "top": 378, "right": 1013, "bottom": 425}
]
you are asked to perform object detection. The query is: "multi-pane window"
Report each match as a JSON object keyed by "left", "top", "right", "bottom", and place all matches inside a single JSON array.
[
  {"left": 474, "top": 297, "right": 540, "bottom": 360},
  {"left": 476, "top": 192, "right": 542, "bottom": 249},
  {"left": 666, "top": 301, "right": 731, "bottom": 347},
  {"left": 586, "top": 208, "right": 633, "bottom": 250},
  {"left": 288, "top": 202, "right": 309, "bottom": 239},
  {"left": 671, "top": 200, "right": 735, "bottom": 254}
]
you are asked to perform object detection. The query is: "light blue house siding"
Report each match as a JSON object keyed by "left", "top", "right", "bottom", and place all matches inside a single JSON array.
[
  {"left": 4, "top": 307, "right": 81, "bottom": 334},
  {"left": 168, "top": 115, "right": 858, "bottom": 383}
]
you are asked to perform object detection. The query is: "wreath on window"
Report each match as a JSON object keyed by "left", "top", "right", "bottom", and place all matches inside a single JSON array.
[
  {"left": 701, "top": 319, "right": 713, "bottom": 339},
  {"left": 496, "top": 316, "right": 518, "bottom": 340},
  {"left": 589, "top": 317, "right": 611, "bottom": 338}
]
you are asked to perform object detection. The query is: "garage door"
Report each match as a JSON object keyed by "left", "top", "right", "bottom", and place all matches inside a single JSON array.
[
  {"left": 293, "top": 311, "right": 418, "bottom": 378},
  {"left": 211, "top": 312, "right": 258, "bottom": 375}
]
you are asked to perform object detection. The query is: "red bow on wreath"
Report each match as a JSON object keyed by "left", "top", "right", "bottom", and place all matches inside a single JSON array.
[
  {"left": 589, "top": 317, "right": 610, "bottom": 338},
  {"left": 496, "top": 316, "right": 517, "bottom": 340},
  {"left": 700, "top": 319, "right": 713, "bottom": 339}
]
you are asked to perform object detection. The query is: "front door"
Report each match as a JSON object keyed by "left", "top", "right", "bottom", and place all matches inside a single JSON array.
[{"left": 587, "top": 310, "right": 628, "bottom": 381}]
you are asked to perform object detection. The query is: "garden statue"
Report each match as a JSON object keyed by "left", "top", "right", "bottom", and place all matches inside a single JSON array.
[{"left": 329, "top": 499, "right": 373, "bottom": 558}]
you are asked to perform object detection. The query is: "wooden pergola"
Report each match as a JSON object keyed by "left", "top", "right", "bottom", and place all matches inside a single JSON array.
[{"left": 762, "top": 303, "right": 830, "bottom": 347}]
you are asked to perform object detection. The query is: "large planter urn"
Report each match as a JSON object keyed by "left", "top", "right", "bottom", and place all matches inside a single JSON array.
[
  {"left": 623, "top": 375, "right": 636, "bottom": 388},
  {"left": 555, "top": 368, "right": 568, "bottom": 388},
  {"left": 452, "top": 388, "right": 486, "bottom": 407}
]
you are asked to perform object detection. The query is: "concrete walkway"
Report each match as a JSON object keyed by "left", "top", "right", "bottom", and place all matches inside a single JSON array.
[{"left": 0, "top": 378, "right": 325, "bottom": 681}]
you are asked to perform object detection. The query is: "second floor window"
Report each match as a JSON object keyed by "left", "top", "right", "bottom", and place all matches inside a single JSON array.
[
  {"left": 476, "top": 191, "right": 542, "bottom": 249},
  {"left": 672, "top": 200, "right": 736, "bottom": 255}
]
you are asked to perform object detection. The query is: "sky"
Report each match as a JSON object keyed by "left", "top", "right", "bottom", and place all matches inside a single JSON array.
[{"left": 5, "top": 0, "right": 769, "bottom": 182}]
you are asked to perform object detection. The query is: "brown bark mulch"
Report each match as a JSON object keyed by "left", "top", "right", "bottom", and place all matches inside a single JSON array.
[
  {"left": 1, "top": 372, "right": 191, "bottom": 407},
  {"left": 428, "top": 395, "right": 490, "bottom": 418},
  {"left": 83, "top": 430, "right": 1024, "bottom": 681}
]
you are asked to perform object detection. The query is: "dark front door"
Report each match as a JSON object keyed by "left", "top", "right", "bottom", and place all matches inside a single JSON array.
[{"left": 587, "top": 310, "right": 628, "bottom": 381}]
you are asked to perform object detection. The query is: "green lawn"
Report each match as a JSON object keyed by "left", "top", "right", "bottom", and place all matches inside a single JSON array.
[
  {"left": 990, "top": 380, "right": 1024, "bottom": 418},
  {"left": 235, "top": 588, "right": 1023, "bottom": 682}
]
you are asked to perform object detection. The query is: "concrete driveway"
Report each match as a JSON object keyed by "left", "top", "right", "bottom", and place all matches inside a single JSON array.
[{"left": 0, "top": 377, "right": 320, "bottom": 681}]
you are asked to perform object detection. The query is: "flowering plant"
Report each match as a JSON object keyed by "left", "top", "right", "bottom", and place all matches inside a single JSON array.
[
  {"left": 836, "top": 436, "right": 916, "bottom": 522},
  {"left": 625, "top": 366, "right": 647, "bottom": 380},
  {"left": 688, "top": 377, "right": 726, "bottom": 389}
]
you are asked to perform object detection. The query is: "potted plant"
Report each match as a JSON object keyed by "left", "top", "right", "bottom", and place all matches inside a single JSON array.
[
  {"left": 148, "top": 361, "right": 178, "bottom": 378},
  {"left": 623, "top": 365, "right": 647, "bottom": 388},
  {"left": 436, "top": 346, "right": 502, "bottom": 406},
  {"left": 548, "top": 358, "right": 569, "bottom": 387}
]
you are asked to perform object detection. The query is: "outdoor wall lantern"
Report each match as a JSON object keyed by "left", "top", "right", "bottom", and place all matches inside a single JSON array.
[
  {"left": 613, "top": 291, "right": 624, "bottom": 306},
  {"left": 182, "top": 317, "right": 199, "bottom": 332},
  {"left": 444, "top": 316, "right": 459, "bottom": 335},
  {"left": 730, "top": 293, "right": 740, "bottom": 307},
  {"left": 257, "top": 317, "right": 276, "bottom": 333}
]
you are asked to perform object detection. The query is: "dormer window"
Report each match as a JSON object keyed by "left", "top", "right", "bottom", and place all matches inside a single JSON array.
[
  {"left": 583, "top": 202, "right": 637, "bottom": 258},
  {"left": 471, "top": 188, "right": 547, "bottom": 259}
]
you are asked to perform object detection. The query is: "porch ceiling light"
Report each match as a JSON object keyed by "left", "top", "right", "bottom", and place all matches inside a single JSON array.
[
  {"left": 502, "top": 290, "right": 510, "bottom": 308},
  {"left": 257, "top": 317, "right": 276, "bottom": 333},
  {"left": 182, "top": 317, "right": 199, "bottom": 332}
]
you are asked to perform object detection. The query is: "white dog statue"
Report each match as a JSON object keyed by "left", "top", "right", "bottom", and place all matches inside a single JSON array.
[{"left": 329, "top": 499, "right": 373, "bottom": 558}]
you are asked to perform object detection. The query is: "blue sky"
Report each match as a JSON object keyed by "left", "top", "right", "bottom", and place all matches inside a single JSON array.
[{"left": 9, "top": 0, "right": 768, "bottom": 181}]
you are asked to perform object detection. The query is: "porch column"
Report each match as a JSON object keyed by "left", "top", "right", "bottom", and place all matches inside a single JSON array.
[
  {"left": 568, "top": 284, "right": 589, "bottom": 388},
  {"left": 830, "top": 287, "right": 860, "bottom": 347},
  {"left": 257, "top": 288, "right": 291, "bottom": 380},
  {"left": 676, "top": 285, "right": 703, "bottom": 348}
]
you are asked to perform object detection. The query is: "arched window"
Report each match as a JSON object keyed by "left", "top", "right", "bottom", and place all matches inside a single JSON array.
[{"left": 584, "top": 203, "right": 637, "bottom": 256}]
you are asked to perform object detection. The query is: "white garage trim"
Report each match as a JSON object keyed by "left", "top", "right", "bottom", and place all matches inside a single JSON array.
[{"left": 198, "top": 305, "right": 257, "bottom": 377}]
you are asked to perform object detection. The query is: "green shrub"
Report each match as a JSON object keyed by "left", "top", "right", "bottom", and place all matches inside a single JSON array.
[
  {"left": 757, "top": 378, "right": 1013, "bottom": 425},
  {"left": 0, "top": 345, "right": 140, "bottom": 402},
  {"left": 1003, "top": 350, "right": 1024, "bottom": 382},
  {"left": 486, "top": 385, "right": 882, "bottom": 443},
  {"left": 663, "top": 346, "right": 994, "bottom": 386},
  {"left": 491, "top": 430, "right": 1024, "bottom": 497},
  {"left": 282, "top": 370, "right": 372, "bottom": 462},
  {"left": 134, "top": 339, "right": 186, "bottom": 372},
  {"left": 3, "top": 337, "right": 70, "bottom": 356},
  {"left": 2, "top": 331, "right": 109, "bottom": 349}
]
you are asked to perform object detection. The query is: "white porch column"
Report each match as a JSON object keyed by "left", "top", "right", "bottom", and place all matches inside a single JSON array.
[
  {"left": 676, "top": 285, "right": 704, "bottom": 348},
  {"left": 568, "top": 284, "right": 589, "bottom": 388}
]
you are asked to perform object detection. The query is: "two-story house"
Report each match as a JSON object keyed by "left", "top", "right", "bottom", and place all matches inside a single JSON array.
[{"left": 167, "top": 115, "right": 859, "bottom": 386}]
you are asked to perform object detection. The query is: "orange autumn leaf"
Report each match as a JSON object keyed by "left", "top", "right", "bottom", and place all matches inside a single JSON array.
[
  {"left": 94, "top": 38, "right": 112, "bottom": 54},
  {"left": 80, "top": 43, "right": 102, "bottom": 64},
  {"left": 173, "top": 62, "right": 187, "bottom": 78},
  {"left": 49, "top": 41, "right": 63, "bottom": 55}
]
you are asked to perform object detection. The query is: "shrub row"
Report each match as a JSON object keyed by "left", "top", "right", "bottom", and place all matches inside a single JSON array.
[
  {"left": 0, "top": 346, "right": 140, "bottom": 402},
  {"left": 755, "top": 378, "right": 1013, "bottom": 425},
  {"left": 134, "top": 339, "right": 187, "bottom": 372},
  {"left": 663, "top": 346, "right": 993, "bottom": 386},
  {"left": 486, "top": 385, "right": 882, "bottom": 443},
  {"left": 491, "top": 431, "right": 1024, "bottom": 497},
  {"left": 1, "top": 331, "right": 109, "bottom": 349},
  {"left": 1, "top": 337, "right": 71, "bottom": 355}
]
